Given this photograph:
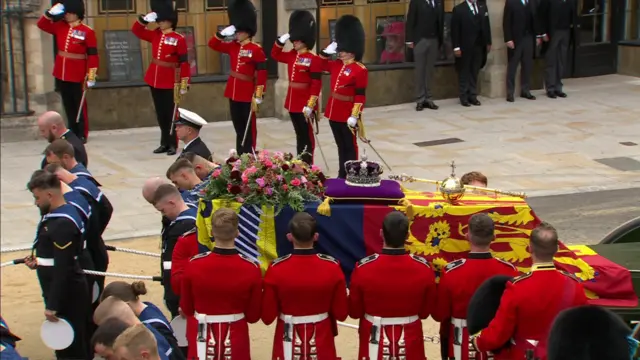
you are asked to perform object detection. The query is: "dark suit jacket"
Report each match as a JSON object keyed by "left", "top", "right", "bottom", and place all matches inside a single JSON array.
[
  {"left": 182, "top": 137, "right": 212, "bottom": 161},
  {"left": 538, "top": 0, "right": 578, "bottom": 38},
  {"left": 503, "top": 0, "right": 542, "bottom": 44},
  {"left": 405, "top": 0, "right": 445, "bottom": 46},
  {"left": 40, "top": 130, "right": 88, "bottom": 169},
  {"left": 451, "top": 1, "right": 492, "bottom": 52}
]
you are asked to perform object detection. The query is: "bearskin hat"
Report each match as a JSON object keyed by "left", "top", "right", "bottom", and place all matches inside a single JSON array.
[
  {"left": 62, "top": 0, "right": 85, "bottom": 19},
  {"left": 289, "top": 10, "right": 316, "bottom": 50},
  {"left": 335, "top": 14, "right": 365, "bottom": 61},
  {"left": 152, "top": 0, "right": 178, "bottom": 29},
  {"left": 548, "top": 305, "right": 633, "bottom": 360},
  {"left": 467, "top": 275, "right": 513, "bottom": 336},
  {"left": 228, "top": 0, "right": 257, "bottom": 37}
]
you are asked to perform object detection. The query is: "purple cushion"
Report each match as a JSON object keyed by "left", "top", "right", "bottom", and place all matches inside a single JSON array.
[{"left": 324, "top": 178, "right": 405, "bottom": 204}]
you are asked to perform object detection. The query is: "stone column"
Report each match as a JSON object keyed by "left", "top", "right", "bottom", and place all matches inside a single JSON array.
[
  {"left": 273, "top": 0, "right": 317, "bottom": 120},
  {"left": 479, "top": 0, "right": 508, "bottom": 99}
]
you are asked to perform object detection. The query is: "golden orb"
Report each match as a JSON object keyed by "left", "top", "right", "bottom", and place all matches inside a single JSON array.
[{"left": 439, "top": 160, "right": 465, "bottom": 202}]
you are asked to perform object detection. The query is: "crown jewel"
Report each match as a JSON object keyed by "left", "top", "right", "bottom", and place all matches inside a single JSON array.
[{"left": 345, "top": 151, "right": 383, "bottom": 187}]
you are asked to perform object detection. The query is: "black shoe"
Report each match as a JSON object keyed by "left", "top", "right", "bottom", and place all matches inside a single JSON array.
[
  {"left": 521, "top": 92, "right": 536, "bottom": 100},
  {"left": 555, "top": 91, "right": 567, "bottom": 98},
  {"left": 81, "top": 137, "right": 87, "bottom": 144},
  {"left": 423, "top": 101, "right": 439, "bottom": 110},
  {"left": 546, "top": 92, "right": 557, "bottom": 99},
  {"left": 507, "top": 95, "right": 515, "bottom": 102},
  {"left": 461, "top": 101, "right": 471, "bottom": 107},
  {"left": 416, "top": 102, "right": 424, "bottom": 111},
  {"left": 166, "top": 147, "right": 177, "bottom": 156},
  {"left": 153, "top": 146, "right": 168, "bottom": 154},
  {"left": 470, "top": 98, "right": 481, "bottom": 106}
]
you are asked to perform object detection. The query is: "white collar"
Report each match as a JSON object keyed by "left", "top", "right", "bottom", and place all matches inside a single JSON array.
[
  {"left": 467, "top": 0, "right": 478, "bottom": 10},
  {"left": 183, "top": 136, "right": 199, "bottom": 149}
]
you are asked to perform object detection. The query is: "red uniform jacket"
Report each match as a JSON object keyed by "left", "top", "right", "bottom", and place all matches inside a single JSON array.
[
  {"left": 349, "top": 249, "right": 437, "bottom": 360},
  {"left": 208, "top": 33, "right": 267, "bottom": 103},
  {"left": 433, "top": 252, "right": 519, "bottom": 360},
  {"left": 271, "top": 41, "right": 323, "bottom": 113},
  {"left": 37, "top": 16, "right": 99, "bottom": 83},
  {"left": 473, "top": 263, "right": 589, "bottom": 360},
  {"left": 180, "top": 247, "right": 262, "bottom": 360},
  {"left": 262, "top": 249, "right": 348, "bottom": 360},
  {"left": 319, "top": 53, "right": 368, "bottom": 123},
  {"left": 131, "top": 18, "right": 190, "bottom": 90}
]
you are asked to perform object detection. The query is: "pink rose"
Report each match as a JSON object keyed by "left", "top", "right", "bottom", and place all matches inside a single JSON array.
[
  {"left": 291, "top": 178, "right": 301, "bottom": 187},
  {"left": 242, "top": 176, "right": 249, "bottom": 184},
  {"left": 300, "top": 176, "right": 308, "bottom": 184},
  {"left": 263, "top": 159, "right": 273, "bottom": 167},
  {"left": 212, "top": 169, "right": 221, "bottom": 178},
  {"left": 247, "top": 166, "right": 258, "bottom": 175},
  {"left": 277, "top": 175, "right": 283, "bottom": 181},
  {"left": 256, "top": 177, "right": 266, "bottom": 188},
  {"left": 265, "top": 187, "right": 273, "bottom": 195},
  {"left": 311, "top": 165, "right": 320, "bottom": 172},
  {"left": 236, "top": 197, "right": 245, "bottom": 203},
  {"left": 282, "top": 184, "right": 289, "bottom": 191}
]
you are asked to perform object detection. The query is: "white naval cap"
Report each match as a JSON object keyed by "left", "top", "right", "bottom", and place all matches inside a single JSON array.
[{"left": 175, "top": 108, "right": 208, "bottom": 129}]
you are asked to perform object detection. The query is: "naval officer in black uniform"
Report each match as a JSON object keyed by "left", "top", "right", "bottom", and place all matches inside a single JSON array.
[
  {"left": 25, "top": 172, "right": 92, "bottom": 359},
  {"left": 174, "top": 108, "right": 212, "bottom": 161}
]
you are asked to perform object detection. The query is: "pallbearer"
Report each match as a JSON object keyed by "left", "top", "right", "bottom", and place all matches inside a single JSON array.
[
  {"left": 319, "top": 15, "right": 368, "bottom": 179},
  {"left": 132, "top": 0, "right": 190, "bottom": 156},
  {"left": 272, "top": 10, "right": 322, "bottom": 165},
  {"left": 208, "top": 0, "right": 267, "bottom": 155},
  {"left": 37, "top": 0, "right": 99, "bottom": 143}
]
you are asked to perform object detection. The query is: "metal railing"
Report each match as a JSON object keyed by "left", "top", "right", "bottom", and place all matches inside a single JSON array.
[{"left": 1, "top": 0, "right": 33, "bottom": 116}]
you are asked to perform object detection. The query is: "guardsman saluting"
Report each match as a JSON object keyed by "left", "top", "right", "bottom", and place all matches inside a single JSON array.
[
  {"left": 209, "top": 0, "right": 267, "bottom": 155},
  {"left": 319, "top": 15, "right": 368, "bottom": 179},
  {"left": 133, "top": 0, "right": 190, "bottom": 156},
  {"left": 180, "top": 208, "right": 263, "bottom": 360},
  {"left": 37, "top": 0, "right": 98, "bottom": 143},
  {"left": 349, "top": 211, "right": 437, "bottom": 360},
  {"left": 25, "top": 171, "right": 92, "bottom": 359},
  {"left": 272, "top": 11, "right": 323, "bottom": 165},
  {"left": 262, "top": 212, "right": 348, "bottom": 360}
]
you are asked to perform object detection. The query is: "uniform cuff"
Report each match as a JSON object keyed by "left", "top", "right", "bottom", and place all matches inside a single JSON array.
[
  {"left": 454, "top": 47, "right": 461, "bottom": 51},
  {"left": 307, "top": 95, "right": 318, "bottom": 108},
  {"left": 351, "top": 103, "right": 363, "bottom": 118}
]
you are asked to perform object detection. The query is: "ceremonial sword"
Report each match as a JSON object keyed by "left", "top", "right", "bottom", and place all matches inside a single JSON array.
[
  {"left": 350, "top": 123, "right": 393, "bottom": 171},
  {"left": 308, "top": 111, "right": 330, "bottom": 172},
  {"left": 75, "top": 83, "right": 88, "bottom": 123}
]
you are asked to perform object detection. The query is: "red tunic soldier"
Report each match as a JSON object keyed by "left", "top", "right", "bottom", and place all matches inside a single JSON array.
[
  {"left": 471, "top": 223, "right": 588, "bottom": 360},
  {"left": 132, "top": 0, "right": 190, "bottom": 156},
  {"left": 349, "top": 211, "right": 437, "bottom": 360},
  {"left": 180, "top": 209, "right": 262, "bottom": 360},
  {"left": 262, "top": 212, "right": 348, "bottom": 360},
  {"left": 432, "top": 214, "right": 518, "bottom": 360},
  {"left": 272, "top": 11, "right": 323, "bottom": 165},
  {"left": 319, "top": 15, "right": 368, "bottom": 178},
  {"left": 37, "top": 0, "right": 98, "bottom": 143},
  {"left": 209, "top": 0, "right": 267, "bottom": 155}
]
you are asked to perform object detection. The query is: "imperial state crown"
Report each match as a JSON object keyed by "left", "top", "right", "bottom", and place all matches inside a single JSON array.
[{"left": 345, "top": 151, "right": 383, "bottom": 187}]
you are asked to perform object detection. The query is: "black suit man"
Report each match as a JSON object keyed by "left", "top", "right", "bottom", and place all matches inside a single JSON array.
[
  {"left": 504, "top": 0, "right": 542, "bottom": 102},
  {"left": 406, "top": 0, "right": 444, "bottom": 111},
  {"left": 539, "top": 0, "right": 578, "bottom": 98},
  {"left": 451, "top": 0, "right": 492, "bottom": 107}
]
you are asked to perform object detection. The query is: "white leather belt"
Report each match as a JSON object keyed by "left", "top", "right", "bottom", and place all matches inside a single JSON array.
[
  {"left": 281, "top": 312, "right": 328, "bottom": 360},
  {"left": 163, "top": 261, "right": 172, "bottom": 270},
  {"left": 37, "top": 256, "right": 78, "bottom": 267},
  {"left": 452, "top": 317, "right": 468, "bottom": 360},
  {"left": 365, "top": 314, "right": 419, "bottom": 358},
  {"left": 196, "top": 312, "right": 245, "bottom": 323},
  {"left": 195, "top": 312, "right": 244, "bottom": 360}
]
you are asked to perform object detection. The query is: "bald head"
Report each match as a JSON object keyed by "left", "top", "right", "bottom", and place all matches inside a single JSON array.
[
  {"left": 142, "top": 177, "right": 169, "bottom": 204},
  {"left": 37, "top": 111, "right": 67, "bottom": 142},
  {"left": 529, "top": 222, "right": 559, "bottom": 262},
  {"left": 94, "top": 296, "right": 139, "bottom": 326}
]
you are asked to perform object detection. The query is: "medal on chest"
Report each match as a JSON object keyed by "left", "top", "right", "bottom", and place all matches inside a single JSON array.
[
  {"left": 295, "top": 57, "right": 311, "bottom": 67},
  {"left": 239, "top": 49, "right": 253, "bottom": 58},
  {"left": 343, "top": 68, "right": 352, "bottom": 76},
  {"left": 164, "top": 37, "right": 178, "bottom": 46},
  {"left": 70, "top": 29, "right": 86, "bottom": 41}
]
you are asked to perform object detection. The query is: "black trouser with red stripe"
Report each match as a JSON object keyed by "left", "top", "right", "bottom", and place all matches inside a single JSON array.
[
  {"left": 289, "top": 112, "right": 315, "bottom": 165},
  {"left": 58, "top": 79, "right": 88, "bottom": 140},
  {"left": 150, "top": 87, "right": 178, "bottom": 149},
  {"left": 229, "top": 99, "right": 257, "bottom": 155},
  {"left": 329, "top": 120, "right": 358, "bottom": 179}
]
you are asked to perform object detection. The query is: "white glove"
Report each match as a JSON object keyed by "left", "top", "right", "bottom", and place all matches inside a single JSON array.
[
  {"left": 347, "top": 116, "right": 358, "bottom": 128},
  {"left": 254, "top": 97, "right": 262, "bottom": 105},
  {"left": 220, "top": 25, "right": 236, "bottom": 37},
  {"left": 323, "top": 42, "right": 338, "bottom": 55},
  {"left": 143, "top": 12, "right": 157, "bottom": 23},
  {"left": 303, "top": 106, "right": 313, "bottom": 117},
  {"left": 278, "top": 33, "right": 290, "bottom": 43},
  {"left": 86, "top": 80, "right": 96, "bottom": 88},
  {"left": 180, "top": 88, "right": 188, "bottom": 95},
  {"left": 49, "top": 3, "right": 65, "bottom": 15}
]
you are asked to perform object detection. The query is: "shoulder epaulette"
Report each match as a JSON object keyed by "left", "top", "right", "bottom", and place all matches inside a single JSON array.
[
  {"left": 239, "top": 253, "right": 259, "bottom": 267},
  {"left": 190, "top": 251, "right": 211, "bottom": 261},
  {"left": 512, "top": 272, "right": 533, "bottom": 284},
  {"left": 410, "top": 254, "right": 430, "bottom": 267},
  {"left": 444, "top": 259, "right": 466, "bottom": 273},
  {"left": 317, "top": 253, "right": 338, "bottom": 264},
  {"left": 173, "top": 32, "right": 185, "bottom": 38},
  {"left": 252, "top": 42, "right": 262, "bottom": 48},
  {"left": 271, "top": 254, "right": 291, "bottom": 266},
  {"left": 356, "top": 62, "right": 366, "bottom": 69},
  {"left": 357, "top": 254, "right": 379, "bottom": 267},
  {"left": 559, "top": 270, "right": 581, "bottom": 282},
  {"left": 495, "top": 257, "right": 517, "bottom": 270},
  {"left": 181, "top": 227, "right": 197, "bottom": 237}
]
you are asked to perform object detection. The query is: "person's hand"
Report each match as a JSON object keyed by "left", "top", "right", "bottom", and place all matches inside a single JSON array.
[
  {"left": 49, "top": 3, "right": 65, "bottom": 15},
  {"left": 505, "top": 41, "right": 514, "bottom": 49},
  {"left": 45, "top": 309, "right": 59, "bottom": 322},
  {"left": 323, "top": 42, "right": 338, "bottom": 55},
  {"left": 278, "top": 33, "right": 290, "bottom": 43},
  {"left": 347, "top": 116, "right": 358, "bottom": 128},
  {"left": 486, "top": 44, "right": 492, "bottom": 52},
  {"left": 454, "top": 49, "right": 462, "bottom": 57},
  {"left": 220, "top": 25, "right": 236, "bottom": 37},
  {"left": 407, "top": 42, "right": 414, "bottom": 49},
  {"left": 543, "top": 34, "right": 549, "bottom": 42},
  {"left": 143, "top": 12, "right": 157, "bottom": 23},
  {"left": 303, "top": 106, "right": 313, "bottom": 117},
  {"left": 86, "top": 80, "right": 96, "bottom": 88},
  {"left": 24, "top": 256, "right": 37, "bottom": 270}
]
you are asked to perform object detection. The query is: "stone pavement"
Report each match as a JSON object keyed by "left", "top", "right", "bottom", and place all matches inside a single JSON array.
[{"left": 2, "top": 74, "right": 639, "bottom": 249}]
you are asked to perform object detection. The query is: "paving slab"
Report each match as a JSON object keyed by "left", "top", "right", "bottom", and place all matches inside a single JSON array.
[{"left": 2, "top": 74, "right": 640, "bottom": 249}]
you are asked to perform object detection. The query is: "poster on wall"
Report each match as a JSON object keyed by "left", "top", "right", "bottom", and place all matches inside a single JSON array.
[
  {"left": 104, "top": 30, "right": 144, "bottom": 82},
  {"left": 375, "top": 15, "right": 406, "bottom": 64},
  {"left": 216, "top": 25, "right": 233, "bottom": 75},
  {"left": 176, "top": 26, "right": 198, "bottom": 76}
]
